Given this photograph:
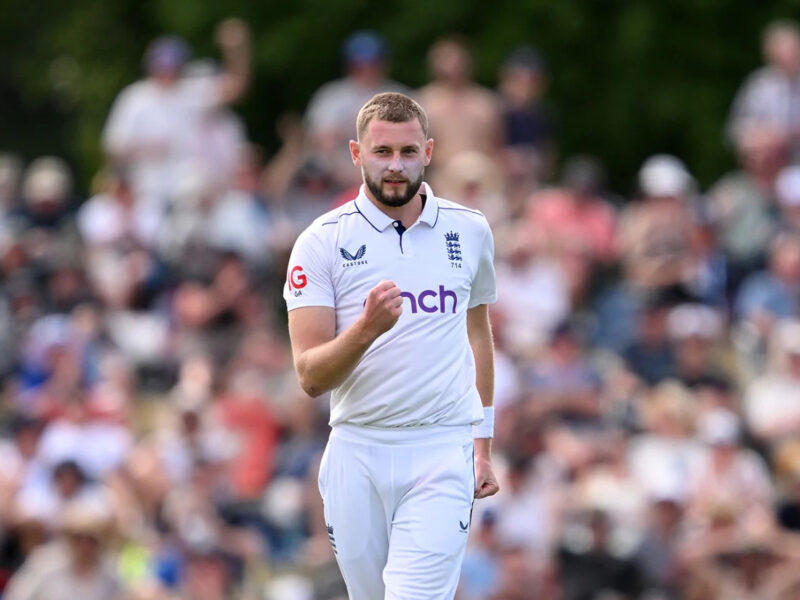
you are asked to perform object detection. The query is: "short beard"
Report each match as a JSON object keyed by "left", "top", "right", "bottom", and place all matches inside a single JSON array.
[{"left": 364, "top": 171, "right": 424, "bottom": 208}]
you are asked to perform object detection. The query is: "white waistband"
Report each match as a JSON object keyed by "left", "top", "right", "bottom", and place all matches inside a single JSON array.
[{"left": 331, "top": 422, "right": 472, "bottom": 446}]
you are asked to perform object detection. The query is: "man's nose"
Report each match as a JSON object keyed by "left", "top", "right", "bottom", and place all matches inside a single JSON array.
[{"left": 388, "top": 153, "right": 404, "bottom": 172}]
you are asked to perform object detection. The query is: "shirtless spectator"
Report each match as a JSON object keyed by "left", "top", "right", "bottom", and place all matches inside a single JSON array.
[{"left": 417, "top": 36, "right": 503, "bottom": 171}]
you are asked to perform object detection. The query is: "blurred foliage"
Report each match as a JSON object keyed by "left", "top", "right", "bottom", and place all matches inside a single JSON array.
[{"left": 2, "top": 0, "right": 800, "bottom": 194}]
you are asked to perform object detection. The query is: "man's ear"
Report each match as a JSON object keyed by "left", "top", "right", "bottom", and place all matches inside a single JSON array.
[
  {"left": 424, "top": 138, "right": 434, "bottom": 166},
  {"left": 350, "top": 140, "right": 361, "bottom": 167}
]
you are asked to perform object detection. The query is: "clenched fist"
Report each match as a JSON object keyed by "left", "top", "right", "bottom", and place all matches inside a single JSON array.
[{"left": 361, "top": 280, "right": 403, "bottom": 339}]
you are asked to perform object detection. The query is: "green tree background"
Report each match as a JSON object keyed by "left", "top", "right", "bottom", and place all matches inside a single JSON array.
[{"left": 1, "top": 0, "right": 799, "bottom": 195}]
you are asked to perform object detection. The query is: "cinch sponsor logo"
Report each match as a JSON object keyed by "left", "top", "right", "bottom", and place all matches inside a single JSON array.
[{"left": 400, "top": 285, "right": 457, "bottom": 314}]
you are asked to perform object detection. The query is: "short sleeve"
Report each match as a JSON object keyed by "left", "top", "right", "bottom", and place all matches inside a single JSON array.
[
  {"left": 102, "top": 85, "right": 140, "bottom": 154},
  {"left": 284, "top": 227, "right": 335, "bottom": 311},
  {"left": 469, "top": 220, "right": 498, "bottom": 308}
]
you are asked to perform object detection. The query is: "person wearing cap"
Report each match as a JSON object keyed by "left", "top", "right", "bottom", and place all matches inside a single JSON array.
[
  {"left": 16, "top": 156, "right": 83, "bottom": 284},
  {"left": 665, "top": 303, "right": 730, "bottom": 387},
  {"left": 497, "top": 46, "right": 555, "bottom": 190},
  {"left": 304, "top": 31, "right": 409, "bottom": 187},
  {"left": 619, "top": 154, "right": 697, "bottom": 289},
  {"left": 744, "top": 318, "right": 800, "bottom": 452},
  {"left": 102, "top": 18, "right": 251, "bottom": 209},
  {"left": 687, "top": 408, "right": 774, "bottom": 534},
  {"left": 4, "top": 499, "right": 119, "bottom": 600}
]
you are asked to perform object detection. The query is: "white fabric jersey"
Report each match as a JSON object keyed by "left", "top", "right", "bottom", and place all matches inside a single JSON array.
[{"left": 284, "top": 183, "right": 497, "bottom": 428}]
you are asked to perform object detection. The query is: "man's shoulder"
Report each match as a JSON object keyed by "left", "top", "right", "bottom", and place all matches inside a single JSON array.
[
  {"left": 434, "top": 197, "right": 491, "bottom": 230},
  {"left": 307, "top": 77, "right": 356, "bottom": 106},
  {"left": 114, "top": 80, "right": 157, "bottom": 105},
  {"left": 741, "top": 66, "right": 784, "bottom": 92},
  {"left": 300, "top": 200, "right": 362, "bottom": 237}
]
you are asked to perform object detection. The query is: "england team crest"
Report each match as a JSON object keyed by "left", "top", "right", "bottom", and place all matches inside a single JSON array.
[{"left": 445, "top": 231, "right": 462, "bottom": 262}]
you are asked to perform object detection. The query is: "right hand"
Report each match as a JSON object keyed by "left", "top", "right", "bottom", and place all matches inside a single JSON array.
[
  {"left": 361, "top": 280, "right": 403, "bottom": 339},
  {"left": 215, "top": 18, "right": 250, "bottom": 49}
]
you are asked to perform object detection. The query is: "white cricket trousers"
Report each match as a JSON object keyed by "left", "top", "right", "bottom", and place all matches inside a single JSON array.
[{"left": 319, "top": 423, "right": 476, "bottom": 600}]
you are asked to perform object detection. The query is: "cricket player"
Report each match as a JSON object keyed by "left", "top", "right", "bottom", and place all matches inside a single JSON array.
[{"left": 285, "top": 92, "right": 498, "bottom": 600}]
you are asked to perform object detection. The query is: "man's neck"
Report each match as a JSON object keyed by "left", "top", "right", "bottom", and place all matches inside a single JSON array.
[{"left": 364, "top": 190, "right": 423, "bottom": 229}]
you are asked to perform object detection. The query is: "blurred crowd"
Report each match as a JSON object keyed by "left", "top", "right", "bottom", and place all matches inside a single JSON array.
[{"left": 5, "top": 15, "right": 800, "bottom": 600}]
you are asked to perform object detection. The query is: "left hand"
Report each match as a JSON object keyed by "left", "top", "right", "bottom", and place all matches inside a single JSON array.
[{"left": 474, "top": 456, "right": 499, "bottom": 499}]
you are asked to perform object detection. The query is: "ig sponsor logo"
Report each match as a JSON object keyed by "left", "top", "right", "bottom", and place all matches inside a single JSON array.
[{"left": 287, "top": 266, "right": 307, "bottom": 296}]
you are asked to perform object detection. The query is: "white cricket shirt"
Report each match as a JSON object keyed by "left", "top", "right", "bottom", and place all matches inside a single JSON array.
[{"left": 285, "top": 183, "right": 497, "bottom": 429}]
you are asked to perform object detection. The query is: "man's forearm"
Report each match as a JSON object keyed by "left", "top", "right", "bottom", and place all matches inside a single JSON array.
[
  {"left": 467, "top": 306, "right": 495, "bottom": 459},
  {"left": 217, "top": 38, "right": 250, "bottom": 105},
  {"left": 295, "top": 318, "right": 377, "bottom": 397}
]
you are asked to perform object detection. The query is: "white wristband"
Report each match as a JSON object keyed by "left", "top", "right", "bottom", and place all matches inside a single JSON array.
[{"left": 472, "top": 406, "right": 495, "bottom": 439}]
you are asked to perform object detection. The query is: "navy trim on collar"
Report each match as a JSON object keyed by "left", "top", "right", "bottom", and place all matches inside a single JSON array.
[{"left": 354, "top": 182, "right": 440, "bottom": 231}]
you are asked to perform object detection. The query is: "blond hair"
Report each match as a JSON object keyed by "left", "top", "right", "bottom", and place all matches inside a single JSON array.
[{"left": 356, "top": 92, "right": 429, "bottom": 141}]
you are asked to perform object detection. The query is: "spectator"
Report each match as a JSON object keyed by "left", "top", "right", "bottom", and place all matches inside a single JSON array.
[
  {"left": 4, "top": 499, "right": 120, "bottom": 600},
  {"left": 621, "top": 291, "right": 678, "bottom": 385},
  {"left": 520, "top": 321, "right": 604, "bottom": 428},
  {"left": 665, "top": 303, "right": 729, "bottom": 386},
  {"left": 77, "top": 172, "right": 163, "bottom": 311},
  {"left": 497, "top": 46, "right": 555, "bottom": 193},
  {"left": 102, "top": 19, "right": 251, "bottom": 209},
  {"left": 727, "top": 20, "right": 800, "bottom": 159},
  {"left": 743, "top": 318, "right": 800, "bottom": 451},
  {"left": 687, "top": 408, "right": 774, "bottom": 530},
  {"left": 557, "top": 508, "right": 643, "bottom": 600},
  {"left": 493, "top": 222, "right": 571, "bottom": 357},
  {"left": 708, "top": 123, "right": 786, "bottom": 288},
  {"left": 17, "top": 157, "right": 81, "bottom": 273},
  {"left": 304, "top": 31, "right": 408, "bottom": 188},
  {"left": 681, "top": 518, "right": 800, "bottom": 599},
  {"left": 634, "top": 490, "right": 686, "bottom": 599},
  {"left": 628, "top": 381, "right": 705, "bottom": 502},
  {"left": 619, "top": 154, "right": 697, "bottom": 290},
  {"left": 208, "top": 145, "right": 275, "bottom": 270},
  {"left": 417, "top": 36, "right": 504, "bottom": 169},
  {"left": 526, "top": 155, "right": 618, "bottom": 265},
  {"left": 483, "top": 455, "right": 566, "bottom": 558},
  {"left": 735, "top": 232, "right": 800, "bottom": 339},
  {"left": 683, "top": 202, "right": 728, "bottom": 307},
  {"left": 434, "top": 151, "right": 508, "bottom": 227}
]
